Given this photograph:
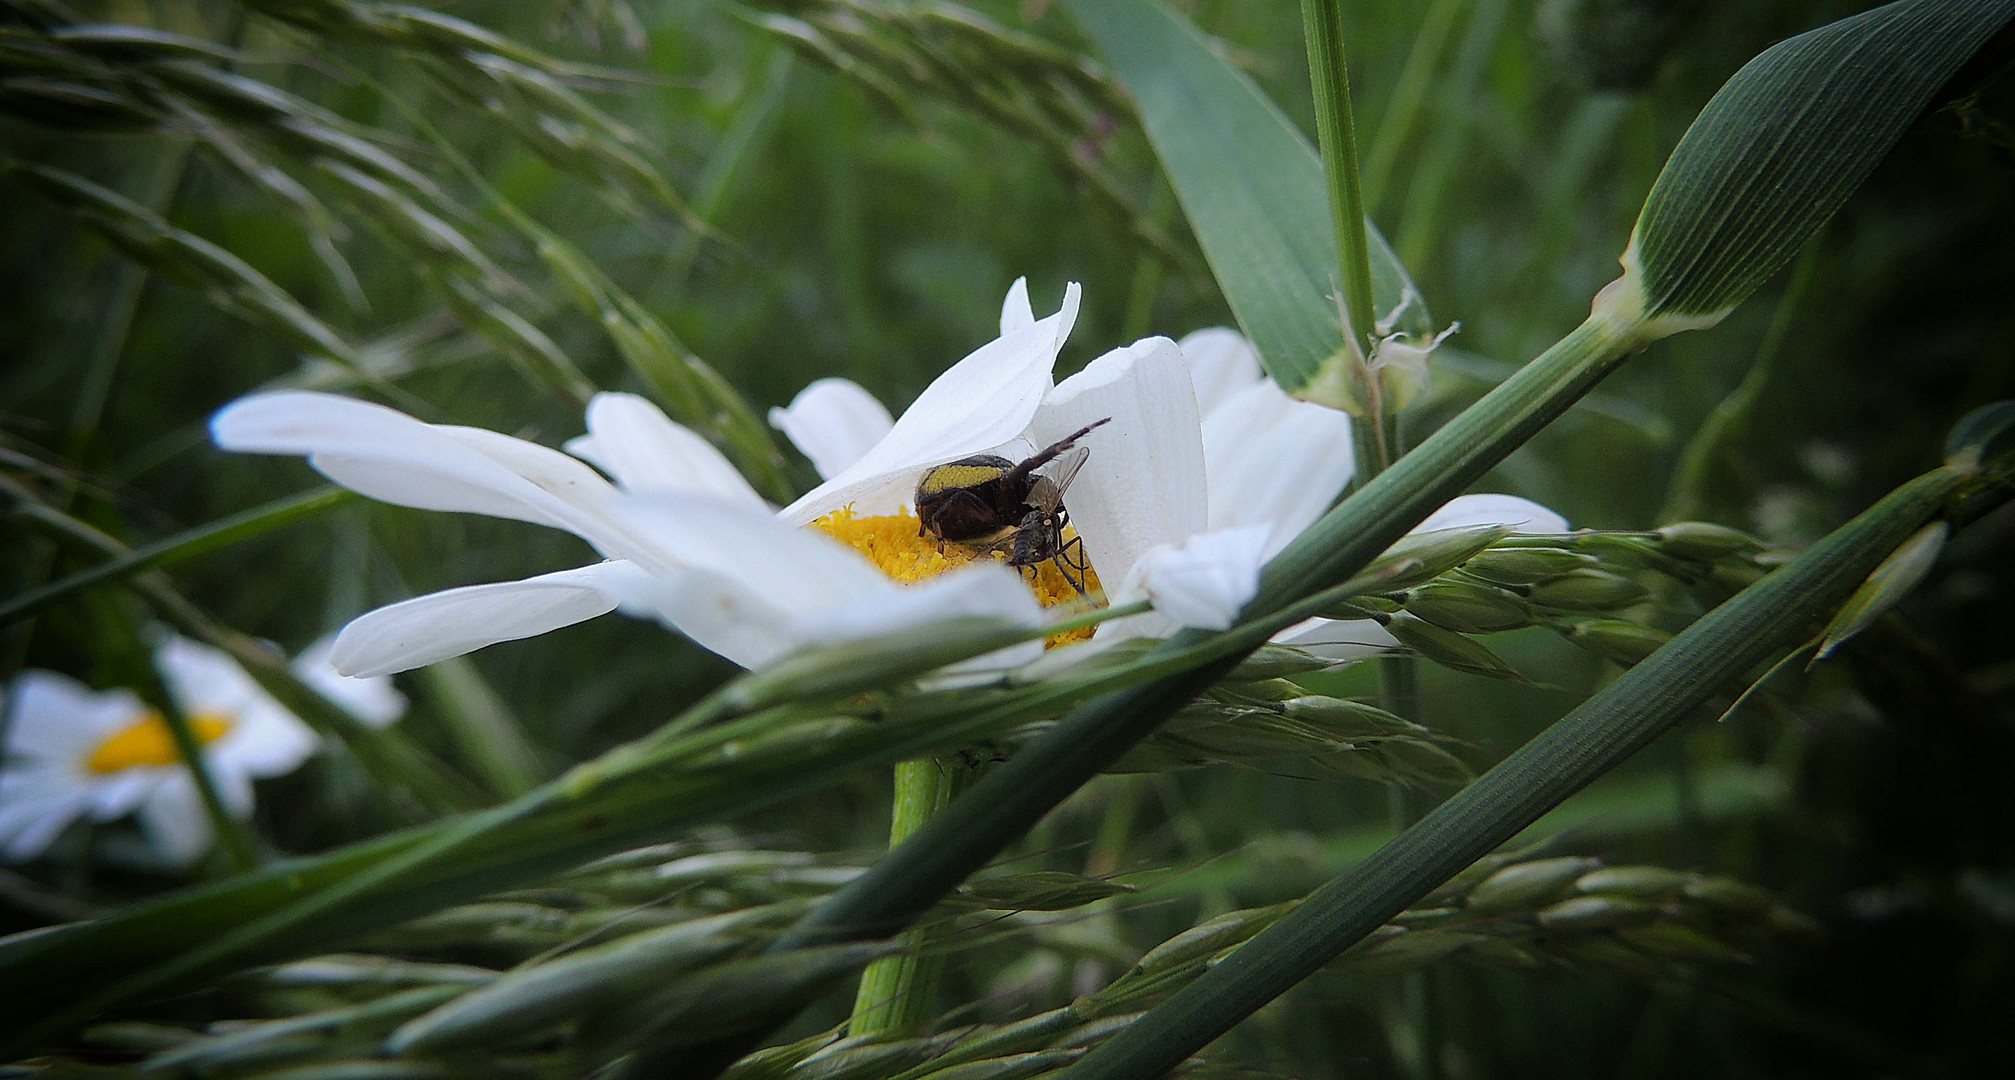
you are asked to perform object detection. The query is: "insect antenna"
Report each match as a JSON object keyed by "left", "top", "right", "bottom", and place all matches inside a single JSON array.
[{"left": 1000, "top": 416, "right": 1112, "bottom": 489}]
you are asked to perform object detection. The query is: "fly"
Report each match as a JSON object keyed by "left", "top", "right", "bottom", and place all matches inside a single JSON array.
[{"left": 914, "top": 417, "right": 1111, "bottom": 596}]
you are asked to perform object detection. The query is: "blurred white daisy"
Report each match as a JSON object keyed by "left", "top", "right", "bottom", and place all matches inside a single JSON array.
[
  {"left": 212, "top": 278, "right": 1564, "bottom": 679},
  {"left": 0, "top": 634, "right": 404, "bottom": 865}
]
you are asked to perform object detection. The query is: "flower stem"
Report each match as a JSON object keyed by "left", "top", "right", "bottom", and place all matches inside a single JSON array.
[{"left": 849, "top": 757, "right": 972, "bottom": 1036}]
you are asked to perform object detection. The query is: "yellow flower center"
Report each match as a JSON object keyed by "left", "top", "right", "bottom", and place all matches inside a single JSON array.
[
  {"left": 812, "top": 507, "right": 1103, "bottom": 646},
  {"left": 86, "top": 711, "right": 233, "bottom": 774}
]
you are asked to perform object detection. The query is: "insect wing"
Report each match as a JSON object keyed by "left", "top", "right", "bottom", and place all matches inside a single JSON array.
[{"left": 1028, "top": 445, "right": 1090, "bottom": 513}]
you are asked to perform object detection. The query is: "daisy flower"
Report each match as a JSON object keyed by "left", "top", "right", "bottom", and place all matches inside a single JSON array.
[
  {"left": 212, "top": 278, "right": 1564, "bottom": 680},
  {"left": 0, "top": 634, "right": 404, "bottom": 865}
]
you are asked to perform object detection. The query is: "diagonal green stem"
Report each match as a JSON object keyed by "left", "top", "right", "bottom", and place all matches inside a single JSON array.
[{"left": 1058, "top": 465, "right": 1979, "bottom": 1080}]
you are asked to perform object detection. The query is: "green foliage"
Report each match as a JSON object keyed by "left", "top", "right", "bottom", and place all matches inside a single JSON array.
[
  {"left": 1066, "top": 0, "right": 1431, "bottom": 406},
  {"left": 1613, "top": 0, "right": 2015, "bottom": 332},
  {"left": 3, "top": 1, "right": 2013, "bottom": 1078}
]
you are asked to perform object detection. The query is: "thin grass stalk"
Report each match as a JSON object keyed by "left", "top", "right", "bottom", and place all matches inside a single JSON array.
[
  {"left": 1300, "top": 0, "right": 1376, "bottom": 355},
  {"left": 1362, "top": 0, "right": 1463, "bottom": 212},
  {"left": 1299, "top": 0, "right": 1398, "bottom": 478},
  {"left": 1659, "top": 245, "right": 1820, "bottom": 523},
  {"left": 0, "top": 487, "right": 353, "bottom": 627},
  {"left": 115, "top": 622, "right": 263, "bottom": 874},
  {"left": 0, "top": 477, "right": 482, "bottom": 817},
  {"left": 1056, "top": 465, "right": 1984, "bottom": 1080},
  {"left": 413, "top": 659, "right": 549, "bottom": 800}
]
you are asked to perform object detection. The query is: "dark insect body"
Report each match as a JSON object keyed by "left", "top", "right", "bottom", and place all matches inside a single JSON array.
[{"left": 914, "top": 418, "right": 1111, "bottom": 596}]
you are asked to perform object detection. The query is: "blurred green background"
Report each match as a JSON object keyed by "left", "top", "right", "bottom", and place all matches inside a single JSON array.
[{"left": 4, "top": 0, "right": 2013, "bottom": 1076}]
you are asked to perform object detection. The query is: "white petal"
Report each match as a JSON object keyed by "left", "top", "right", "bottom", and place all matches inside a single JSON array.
[
  {"left": 154, "top": 635, "right": 273, "bottom": 723},
  {"left": 606, "top": 494, "right": 1042, "bottom": 670},
  {"left": 1201, "top": 377, "right": 1355, "bottom": 551},
  {"left": 1032, "top": 336, "right": 1208, "bottom": 589},
  {"left": 597, "top": 492, "right": 892, "bottom": 668},
  {"left": 607, "top": 496, "right": 891, "bottom": 615},
  {"left": 779, "top": 283, "right": 1082, "bottom": 524},
  {"left": 612, "top": 567, "right": 799, "bottom": 670},
  {"left": 3, "top": 671, "right": 149, "bottom": 760},
  {"left": 1271, "top": 617, "right": 1401, "bottom": 662},
  {"left": 330, "top": 562, "right": 647, "bottom": 677},
  {"left": 212, "top": 392, "right": 641, "bottom": 562},
  {"left": 569, "top": 393, "right": 767, "bottom": 508},
  {"left": 766, "top": 379, "right": 895, "bottom": 482},
  {"left": 1178, "top": 328, "right": 1263, "bottom": 413},
  {"left": 1000, "top": 277, "right": 1035, "bottom": 336},
  {"left": 137, "top": 777, "right": 214, "bottom": 867},
  {"left": 151, "top": 635, "right": 319, "bottom": 780},
  {"left": 211, "top": 699, "right": 319, "bottom": 781},
  {"left": 792, "top": 564, "right": 1043, "bottom": 647},
  {"left": 85, "top": 769, "right": 159, "bottom": 820},
  {"left": 1117, "top": 525, "right": 1271, "bottom": 632},
  {"left": 291, "top": 636, "right": 407, "bottom": 728},
  {"left": 1413, "top": 494, "right": 1568, "bottom": 535},
  {"left": 0, "top": 775, "right": 91, "bottom": 862}
]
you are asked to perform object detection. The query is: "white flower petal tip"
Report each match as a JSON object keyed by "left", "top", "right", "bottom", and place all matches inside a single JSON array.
[
  {"left": 1415, "top": 494, "right": 1569, "bottom": 536},
  {"left": 292, "top": 636, "right": 407, "bottom": 728},
  {"left": 211, "top": 390, "right": 632, "bottom": 559},
  {"left": 1036, "top": 335, "right": 1208, "bottom": 593},
  {"left": 778, "top": 283, "right": 1084, "bottom": 525},
  {"left": 331, "top": 563, "right": 645, "bottom": 678},
  {"left": 767, "top": 379, "right": 896, "bottom": 482},
  {"left": 1124, "top": 525, "right": 1273, "bottom": 631},
  {"left": 1000, "top": 276, "right": 1035, "bottom": 336},
  {"left": 1272, "top": 617, "right": 1402, "bottom": 662},
  {"left": 1177, "top": 327, "right": 1263, "bottom": 412},
  {"left": 569, "top": 393, "right": 767, "bottom": 509}
]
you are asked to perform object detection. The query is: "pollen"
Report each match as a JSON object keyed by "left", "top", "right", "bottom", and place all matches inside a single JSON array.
[
  {"left": 86, "top": 711, "right": 233, "bottom": 774},
  {"left": 812, "top": 507, "right": 1104, "bottom": 646}
]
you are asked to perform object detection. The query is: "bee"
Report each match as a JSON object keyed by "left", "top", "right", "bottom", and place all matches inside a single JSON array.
[{"left": 915, "top": 417, "right": 1111, "bottom": 596}]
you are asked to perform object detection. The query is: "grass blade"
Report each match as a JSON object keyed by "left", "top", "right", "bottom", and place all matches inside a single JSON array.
[
  {"left": 1065, "top": 0, "right": 1431, "bottom": 403},
  {"left": 1606, "top": 0, "right": 2015, "bottom": 335},
  {"left": 0, "top": 487, "right": 351, "bottom": 627},
  {"left": 1055, "top": 464, "right": 1989, "bottom": 1080}
]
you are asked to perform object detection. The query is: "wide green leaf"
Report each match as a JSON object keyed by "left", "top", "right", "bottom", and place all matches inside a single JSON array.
[
  {"left": 1612, "top": 0, "right": 2015, "bottom": 333},
  {"left": 1066, "top": 0, "right": 1429, "bottom": 404}
]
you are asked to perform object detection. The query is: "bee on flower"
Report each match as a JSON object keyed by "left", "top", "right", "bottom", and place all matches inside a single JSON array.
[{"left": 210, "top": 278, "right": 1563, "bottom": 680}]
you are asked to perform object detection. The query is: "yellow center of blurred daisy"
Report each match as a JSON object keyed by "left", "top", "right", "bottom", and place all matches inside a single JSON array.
[
  {"left": 86, "top": 711, "right": 233, "bottom": 774},
  {"left": 812, "top": 507, "right": 1103, "bottom": 646}
]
